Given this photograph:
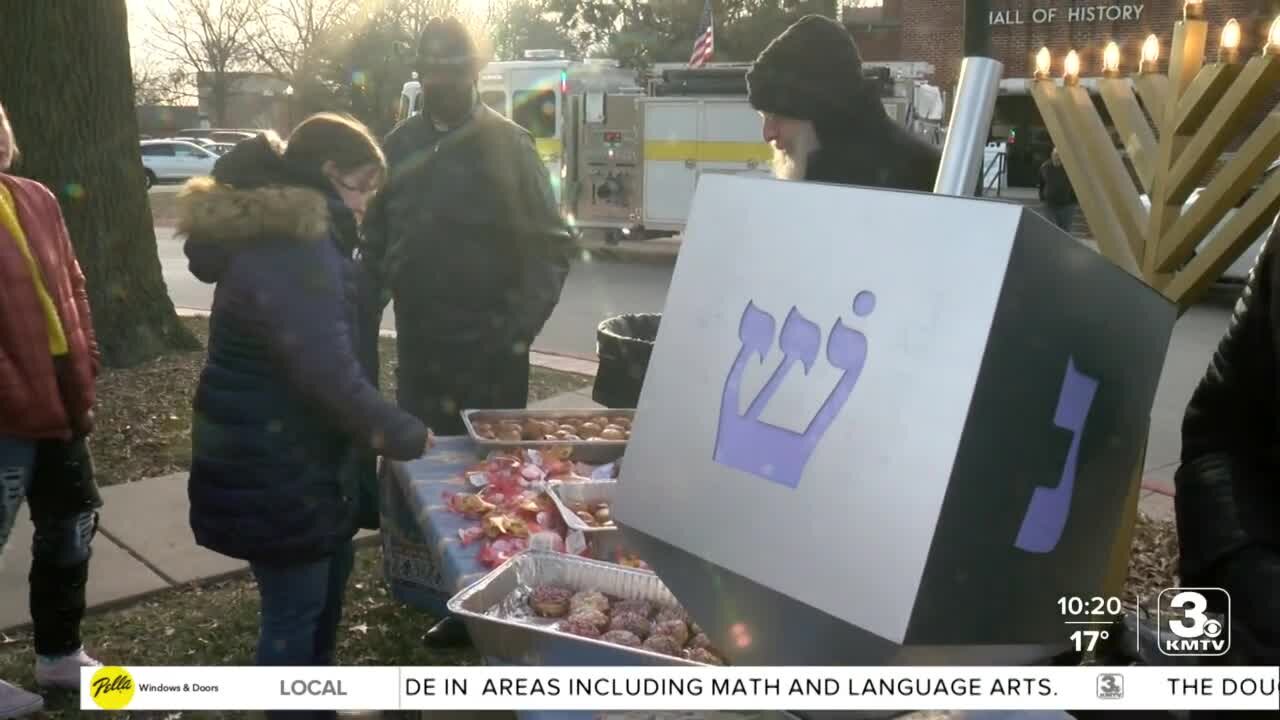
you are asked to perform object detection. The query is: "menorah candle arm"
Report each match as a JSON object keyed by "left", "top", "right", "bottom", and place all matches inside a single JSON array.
[
  {"left": 1098, "top": 79, "right": 1158, "bottom": 195},
  {"left": 1146, "top": 19, "right": 1210, "bottom": 270},
  {"left": 1163, "top": 20, "right": 1209, "bottom": 120},
  {"left": 1031, "top": 82, "right": 1141, "bottom": 277},
  {"left": 1156, "top": 114, "right": 1280, "bottom": 274},
  {"left": 1164, "top": 170, "right": 1280, "bottom": 306},
  {"left": 1172, "top": 64, "right": 1241, "bottom": 137},
  {"left": 1132, "top": 75, "right": 1170, "bottom": 135},
  {"left": 1060, "top": 84, "right": 1149, "bottom": 262},
  {"left": 1169, "top": 55, "right": 1280, "bottom": 203}
]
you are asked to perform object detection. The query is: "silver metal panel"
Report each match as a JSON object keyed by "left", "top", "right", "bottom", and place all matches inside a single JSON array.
[
  {"left": 934, "top": 57, "right": 1003, "bottom": 197},
  {"left": 615, "top": 174, "right": 1023, "bottom": 643}
]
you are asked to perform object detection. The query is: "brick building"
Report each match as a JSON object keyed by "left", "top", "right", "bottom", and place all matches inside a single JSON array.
[{"left": 845, "top": 0, "right": 1279, "bottom": 185}]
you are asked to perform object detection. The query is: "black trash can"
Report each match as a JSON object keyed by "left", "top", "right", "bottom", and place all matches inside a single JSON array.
[{"left": 593, "top": 313, "right": 661, "bottom": 409}]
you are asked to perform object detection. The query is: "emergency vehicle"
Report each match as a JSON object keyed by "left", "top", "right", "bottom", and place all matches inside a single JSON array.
[
  {"left": 398, "top": 54, "right": 944, "bottom": 241},
  {"left": 398, "top": 50, "right": 638, "bottom": 203}
]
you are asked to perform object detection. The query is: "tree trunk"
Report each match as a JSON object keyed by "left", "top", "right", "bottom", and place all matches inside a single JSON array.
[{"left": 0, "top": 0, "right": 198, "bottom": 367}]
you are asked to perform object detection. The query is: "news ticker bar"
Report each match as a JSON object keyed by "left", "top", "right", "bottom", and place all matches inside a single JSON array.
[{"left": 81, "top": 665, "right": 1280, "bottom": 712}]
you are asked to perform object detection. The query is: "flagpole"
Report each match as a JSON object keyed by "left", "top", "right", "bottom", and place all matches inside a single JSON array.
[{"left": 932, "top": 0, "right": 1003, "bottom": 196}]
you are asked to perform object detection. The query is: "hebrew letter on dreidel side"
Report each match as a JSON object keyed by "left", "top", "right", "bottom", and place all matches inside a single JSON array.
[
  {"left": 718, "top": 302, "right": 777, "bottom": 429},
  {"left": 1015, "top": 357, "right": 1100, "bottom": 554},
  {"left": 744, "top": 308, "right": 822, "bottom": 420}
]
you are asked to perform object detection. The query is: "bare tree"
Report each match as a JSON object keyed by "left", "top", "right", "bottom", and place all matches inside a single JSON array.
[
  {"left": 0, "top": 0, "right": 198, "bottom": 366},
  {"left": 149, "top": 0, "right": 258, "bottom": 126},
  {"left": 132, "top": 59, "right": 193, "bottom": 106},
  {"left": 248, "top": 0, "right": 357, "bottom": 89}
]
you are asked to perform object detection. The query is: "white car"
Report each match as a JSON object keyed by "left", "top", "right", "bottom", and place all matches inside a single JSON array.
[
  {"left": 140, "top": 139, "right": 218, "bottom": 188},
  {"left": 1139, "top": 158, "right": 1279, "bottom": 284}
]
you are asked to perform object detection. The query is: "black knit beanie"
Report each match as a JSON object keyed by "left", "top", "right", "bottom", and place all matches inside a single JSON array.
[{"left": 746, "top": 15, "right": 879, "bottom": 134}]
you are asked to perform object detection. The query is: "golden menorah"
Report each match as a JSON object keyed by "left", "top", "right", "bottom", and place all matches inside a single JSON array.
[
  {"left": 1025, "top": 0, "right": 1280, "bottom": 595},
  {"left": 1030, "top": 0, "right": 1280, "bottom": 311}
]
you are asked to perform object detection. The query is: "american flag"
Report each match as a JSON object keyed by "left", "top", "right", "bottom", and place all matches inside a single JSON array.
[{"left": 689, "top": 0, "right": 715, "bottom": 68}]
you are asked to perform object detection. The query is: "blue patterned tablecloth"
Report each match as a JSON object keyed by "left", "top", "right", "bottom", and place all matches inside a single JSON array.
[{"left": 378, "top": 435, "right": 495, "bottom": 617}]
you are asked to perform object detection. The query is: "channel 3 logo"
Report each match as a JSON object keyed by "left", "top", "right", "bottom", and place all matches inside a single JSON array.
[
  {"left": 1157, "top": 587, "right": 1231, "bottom": 657},
  {"left": 1096, "top": 673, "right": 1124, "bottom": 700}
]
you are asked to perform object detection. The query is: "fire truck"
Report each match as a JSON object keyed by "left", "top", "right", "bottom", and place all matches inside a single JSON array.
[{"left": 399, "top": 54, "right": 944, "bottom": 242}]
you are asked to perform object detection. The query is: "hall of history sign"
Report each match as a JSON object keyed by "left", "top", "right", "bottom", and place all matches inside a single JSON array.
[{"left": 989, "top": 4, "right": 1146, "bottom": 25}]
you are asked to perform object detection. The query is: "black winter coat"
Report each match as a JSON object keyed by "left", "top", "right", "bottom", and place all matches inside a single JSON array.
[
  {"left": 1175, "top": 214, "right": 1280, "bottom": 662},
  {"left": 362, "top": 104, "right": 574, "bottom": 353},
  {"left": 804, "top": 113, "right": 941, "bottom": 192},
  {"left": 178, "top": 142, "right": 428, "bottom": 566}
]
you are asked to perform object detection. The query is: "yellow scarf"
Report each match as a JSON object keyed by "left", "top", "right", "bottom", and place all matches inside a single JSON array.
[{"left": 0, "top": 182, "right": 68, "bottom": 355}]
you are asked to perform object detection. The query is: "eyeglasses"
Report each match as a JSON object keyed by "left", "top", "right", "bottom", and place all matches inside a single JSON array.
[{"left": 330, "top": 173, "right": 379, "bottom": 196}]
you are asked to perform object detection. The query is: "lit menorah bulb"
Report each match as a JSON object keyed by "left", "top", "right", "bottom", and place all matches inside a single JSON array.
[
  {"left": 1035, "top": 46, "right": 1052, "bottom": 79},
  {"left": 1142, "top": 34, "right": 1160, "bottom": 72},
  {"left": 1184, "top": 0, "right": 1205, "bottom": 21},
  {"left": 1219, "top": 19, "right": 1241, "bottom": 62},
  {"left": 1102, "top": 41, "right": 1121, "bottom": 76},
  {"left": 1064, "top": 50, "right": 1081, "bottom": 85}
]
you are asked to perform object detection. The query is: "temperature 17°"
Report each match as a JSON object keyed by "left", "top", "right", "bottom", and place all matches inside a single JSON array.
[{"left": 1070, "top": 629, "right": 1110, "bottom": 652}]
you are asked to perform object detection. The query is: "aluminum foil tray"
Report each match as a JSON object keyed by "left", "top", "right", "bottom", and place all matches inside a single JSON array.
[
  {"left": 549, "top": 480, "right": 618, "bottom": 534},
  {"left": 448, "top": 550, "right": 708, "bottom": 667},
  {"left": 461, "top": 408, "right": 633, "bottom": 464}
]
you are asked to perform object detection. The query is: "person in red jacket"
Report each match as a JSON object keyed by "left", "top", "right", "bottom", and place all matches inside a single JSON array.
[{"left": 0, "top": 100, "right": 104, "bottom": 716}]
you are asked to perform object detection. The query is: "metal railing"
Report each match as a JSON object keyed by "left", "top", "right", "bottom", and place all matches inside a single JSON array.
[{"left": 982, "top": 150, "right": 1007, "bottom": 197}]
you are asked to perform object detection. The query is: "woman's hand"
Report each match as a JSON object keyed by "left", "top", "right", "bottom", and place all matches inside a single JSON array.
[{"left": 419, "top": 429, "right": 436, "bottom": 457}]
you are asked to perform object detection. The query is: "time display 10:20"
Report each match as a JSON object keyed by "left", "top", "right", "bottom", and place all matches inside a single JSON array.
[{"left": 1058, "top": 596, "right": 1124, "bottom": 616}]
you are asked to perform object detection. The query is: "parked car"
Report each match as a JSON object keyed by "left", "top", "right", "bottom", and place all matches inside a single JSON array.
[
  {"left": 206, "top": 142, "right": 237, "bottom": 155},
  {"left": 1139, "top": 158, "right": 1279, "bottom": 284},
  {"left": 172, "top": 136, "right": 221, "bottom": 149},
  {"left": 177, "top": 127, "right": 262, "bottom": 144},
  {"left": 140, "top": 139, "right": 218, "bottom": 188}
]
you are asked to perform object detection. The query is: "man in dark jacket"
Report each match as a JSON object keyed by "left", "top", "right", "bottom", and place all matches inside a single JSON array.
[
  {"left": 745, "top": 14, "right": 940, "bottom": 192},
  {"left": 363, "top": 17, "right": 573, "bottom": 440},
  {"left": 1174, "top": 212, "right": 1280, "bottom": 672},
  {"left": 362, "top": 17, "right": 572, "bottom": 648},
  {"left": 1038, "top": 148, "right": 1077, "bottom": 232}
]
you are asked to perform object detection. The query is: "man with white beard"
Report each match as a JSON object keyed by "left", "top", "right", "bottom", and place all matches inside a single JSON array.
[{"left": 746, "top": 15, "right": 940, "bottom": 191}]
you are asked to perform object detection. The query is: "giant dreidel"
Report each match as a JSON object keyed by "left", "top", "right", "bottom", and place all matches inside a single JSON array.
[{"left": 612, "top": 1, "right": 1179, "bottom": 667}]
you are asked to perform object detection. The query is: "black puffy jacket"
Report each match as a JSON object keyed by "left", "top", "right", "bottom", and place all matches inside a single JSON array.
[
  {"left": 179, "top": 138, "right": 428, "bottom": 565},
  {"left": 1174, "top": 213, "right": 1280, "bottom": 662}
]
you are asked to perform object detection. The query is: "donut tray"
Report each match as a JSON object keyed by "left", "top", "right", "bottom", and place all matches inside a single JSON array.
[
  {"left": 447, "top": 550, "right": 707, "bottom": 667},
  {"left": 461, "top": 408, "right": 633, "bottom": 463},
  {"left": 548, "top": 480, "right": 618, "bottom": 535}
]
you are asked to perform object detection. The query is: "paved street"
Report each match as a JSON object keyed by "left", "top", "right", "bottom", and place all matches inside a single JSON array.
[{"left": 156, "top": 225, "right": 673, "bottom": 356}]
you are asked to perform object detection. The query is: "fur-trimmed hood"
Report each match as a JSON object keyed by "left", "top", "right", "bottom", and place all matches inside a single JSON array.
[{"left": 178, "top": 176, "right": 331, "bottom": 283}]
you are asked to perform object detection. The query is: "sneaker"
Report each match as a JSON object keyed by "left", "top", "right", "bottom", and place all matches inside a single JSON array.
[
  {"left": 34, "top": 647, "right": 101, "bottom": 690},
  {"left": 0, "top": 679, "right": 43, "bottom": 718}
]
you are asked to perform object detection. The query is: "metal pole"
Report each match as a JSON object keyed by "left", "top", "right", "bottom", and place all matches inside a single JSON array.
[{"left": 933, "top": 0, "right": 1003, "bottom": 197}]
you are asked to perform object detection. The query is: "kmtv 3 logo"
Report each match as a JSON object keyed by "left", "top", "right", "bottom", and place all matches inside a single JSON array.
[
  {"left": 1157, "top": 588, "right": 1231, "bottom": 656},
  {"left": 713, "top": 292, "right": 876, "bottom": 488},
  {"left": 1015, "top": 357, "right": 1100, "bottom": 553}
]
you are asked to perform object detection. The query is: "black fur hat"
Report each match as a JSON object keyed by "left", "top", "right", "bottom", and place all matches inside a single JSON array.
[
  {"left": 417, "top": 16, "right": 483, "bottom": 74},
  {"left": 746, "top": 15, "right": 873, "bottom": 127}
]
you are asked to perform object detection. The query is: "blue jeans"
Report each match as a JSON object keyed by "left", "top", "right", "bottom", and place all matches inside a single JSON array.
[
  {"left": 250, "top": 540, "right": 354, "bottom": 720},
  {"left": 0, "top": 435, "right": 98, "bottom": 657}
]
